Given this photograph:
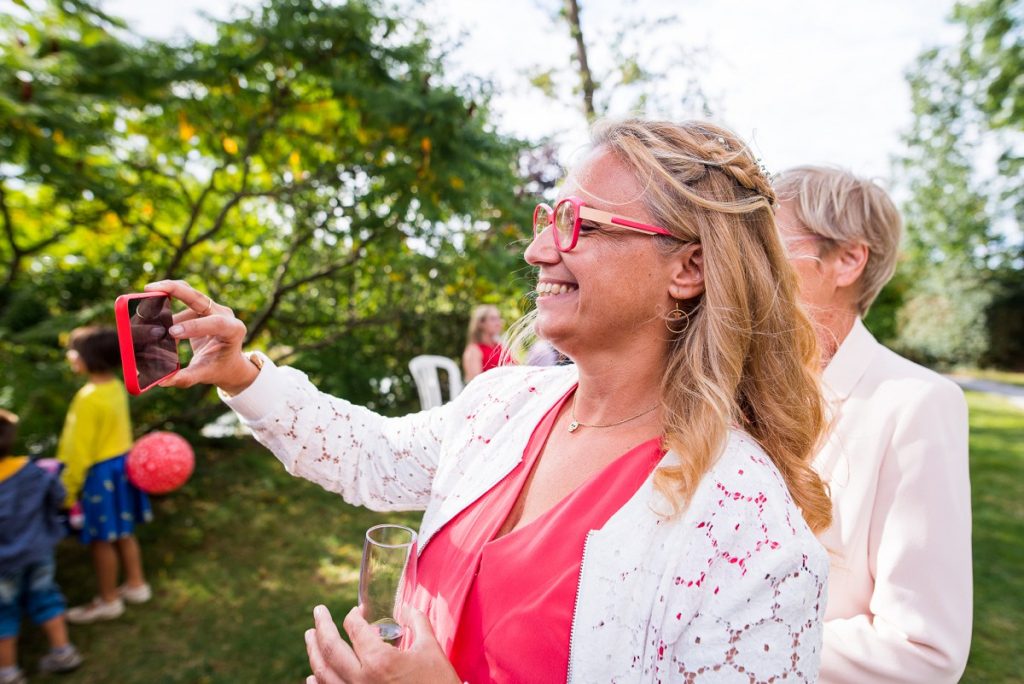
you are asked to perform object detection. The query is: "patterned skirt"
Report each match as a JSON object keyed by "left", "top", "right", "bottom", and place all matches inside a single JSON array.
[{"left": 79, "top": 454, "right": 153, "bottom": 544}]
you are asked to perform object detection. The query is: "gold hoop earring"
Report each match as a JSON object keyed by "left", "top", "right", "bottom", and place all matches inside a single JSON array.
[{"left": 665, "top": 301, "right": 690, "bottom": 335}]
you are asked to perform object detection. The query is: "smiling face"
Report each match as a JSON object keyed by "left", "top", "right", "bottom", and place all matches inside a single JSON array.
[{"left": 524, "top": 148, "right": 687, "bottom": 360}]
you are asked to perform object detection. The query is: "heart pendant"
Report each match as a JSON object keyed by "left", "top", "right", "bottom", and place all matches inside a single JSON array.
[{"left": 568, "top": 420, "right": 580, "bottom": 433}]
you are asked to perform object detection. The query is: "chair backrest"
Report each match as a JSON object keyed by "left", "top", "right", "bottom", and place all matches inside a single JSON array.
[{"left": 408, "top": 355, "right": 464, "bottom": 410}]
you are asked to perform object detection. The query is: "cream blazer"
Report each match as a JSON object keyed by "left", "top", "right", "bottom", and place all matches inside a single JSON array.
[
  {"left": 816, "top": 319, "right": 972, "bottom": 683},
  {"left": 224, "top": 359, "right": 829, "bottom": 682}
]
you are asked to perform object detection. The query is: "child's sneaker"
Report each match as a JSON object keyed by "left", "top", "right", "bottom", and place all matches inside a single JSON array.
[
  {"left": 0, "top": 667, "right": 26, "bottom": 684},
  {"left": 118, "top": 582, "right": 152, "bottom": 604},
  {"left": 38, "top": 644, "right": 83, "bottom": 674},
  {"left": 66, "top": 596, "right": 124, "bottom": 623}
]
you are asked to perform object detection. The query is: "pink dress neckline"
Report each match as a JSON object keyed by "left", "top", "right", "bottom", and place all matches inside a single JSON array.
[{"left": 412, "top": 385, "right": 665, "bottom": 682}]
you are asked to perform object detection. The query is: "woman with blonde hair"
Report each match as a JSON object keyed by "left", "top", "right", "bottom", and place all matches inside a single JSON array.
[
  {"left": 461, "top": 304, "right": 506, "bottom": 382},
  {"left": 150, "top": 118, "right": 831, "bottom": 683}
]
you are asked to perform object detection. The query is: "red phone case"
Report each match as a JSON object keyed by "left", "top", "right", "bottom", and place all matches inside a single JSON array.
[{"left": 114, "top": 292, "right": 180, "bottom": 395}]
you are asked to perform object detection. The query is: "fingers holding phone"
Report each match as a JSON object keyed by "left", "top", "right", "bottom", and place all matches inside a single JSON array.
[
  {"left": 134, "top": 293, "right": 168, "bottom": 320},
  {"left": 142, "top": 281, "right": 258, "bottom": 394},
  {"left": 114, "top": 292, "right": 180, "bottom": 395},
  {"left": 131, "top": 298, "right": 175, "bottom": 376}
]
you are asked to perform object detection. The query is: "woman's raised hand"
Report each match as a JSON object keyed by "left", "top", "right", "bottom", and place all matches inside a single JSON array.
[{"left": 144, "top": 280, "right": 259, "bottom": 395}]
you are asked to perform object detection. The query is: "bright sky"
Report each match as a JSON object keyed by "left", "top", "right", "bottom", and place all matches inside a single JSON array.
[{"left": 101, "top": 0, "right": 962, "bottom": 183}]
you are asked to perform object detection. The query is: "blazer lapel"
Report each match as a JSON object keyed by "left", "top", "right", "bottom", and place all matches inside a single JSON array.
[{"left": 815, "top": 318, "right": 882, "bottom": 476}]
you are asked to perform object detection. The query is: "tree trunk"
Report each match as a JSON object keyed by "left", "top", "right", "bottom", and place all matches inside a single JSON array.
[{"left": 564, "top": 0, "right": 596, "bottom": 120}]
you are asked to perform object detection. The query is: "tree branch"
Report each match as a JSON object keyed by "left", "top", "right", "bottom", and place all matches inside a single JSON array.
[
  {"left": 19, "top": 226, "right": 77, "bottom": 255},
  {"left": 279, "top": 234, "right": 374, "bottom": 296},
  {"left": 0, "top": 183, "right": 16, "bottom": 255},
  {"left": 242, "top": 223, "right": 317, "bottom": 344},
  {"left": 564, "top": 0, "right": 596, "bottom": 120},
  {"left": 275, "top": 312, "right": 406, "bottom": 364},
  {"left": 244, "top": 222, "right": 373, "bottom": 343},
  {"left": 0, "top": 182, "right": 20, "bottom": 295},
  {"left": 120, "top": 216, "right": 175, "bottom": 246},
  {"left": 129, "top": 162, "right": 200, "bottom": 216},
  {"left": 182, "top": 166, "right": 222, "bottom": 241},
  {"left": 0, "top": 182, "right": 79, "bottom": 296},
  {"left": 161, "top": 76, "right": 305, "bottom": 279}
]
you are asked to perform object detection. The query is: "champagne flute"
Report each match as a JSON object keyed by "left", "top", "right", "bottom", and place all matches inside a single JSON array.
[{"left": 359, "top": 523, "right": 417, "bottom": 642}]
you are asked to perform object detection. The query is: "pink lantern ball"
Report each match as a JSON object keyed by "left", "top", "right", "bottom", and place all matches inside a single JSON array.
[{"left": 127, "top": 431, "right": 195, "bottom": 495}]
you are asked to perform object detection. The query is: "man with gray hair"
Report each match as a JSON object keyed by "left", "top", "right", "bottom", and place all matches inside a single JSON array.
[{"left": 774, "top": 166, "right": 972, "bottom": 683}]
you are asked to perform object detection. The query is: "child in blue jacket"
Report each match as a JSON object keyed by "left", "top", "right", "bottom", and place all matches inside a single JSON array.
[{"left": 0, "top": 410, "right": 83, "bottom": 684}]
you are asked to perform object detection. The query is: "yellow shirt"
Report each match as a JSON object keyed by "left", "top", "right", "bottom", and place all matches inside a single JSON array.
[{"left": 56, "top": 379, "right": 133, "bottom": 507}]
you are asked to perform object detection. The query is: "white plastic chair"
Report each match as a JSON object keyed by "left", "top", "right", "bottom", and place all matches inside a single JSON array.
[{"left": 408, "top": 355, "right": 464, "bottom": 410}]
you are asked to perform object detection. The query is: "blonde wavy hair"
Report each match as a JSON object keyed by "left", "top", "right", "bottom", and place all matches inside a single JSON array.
[{"left": 515, "top": 119, "right": 832, "bottom": 533}]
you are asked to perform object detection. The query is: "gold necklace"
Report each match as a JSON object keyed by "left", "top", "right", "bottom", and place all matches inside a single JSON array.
[{"left": 568, "top": 394, "right": 660, "bottom": 433}]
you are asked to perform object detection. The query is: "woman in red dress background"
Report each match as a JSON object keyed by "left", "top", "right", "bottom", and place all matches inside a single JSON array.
[{"left": 461, "top": 305, "right": 507, "bottom": 382}]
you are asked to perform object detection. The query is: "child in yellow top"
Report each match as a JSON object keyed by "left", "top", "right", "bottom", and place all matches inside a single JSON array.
[
  {"left": 56, "top": 327, "right": 153, "bottom": 625},
  {"left": 57, "top": 376, "right": 133, "bottom": 508}
]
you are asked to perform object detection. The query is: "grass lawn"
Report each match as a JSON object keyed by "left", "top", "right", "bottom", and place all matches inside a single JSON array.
[
  {"left": 17, "top": 391, "right": 1024, "bottom": 682},
  {"left": 961, "top": 391, "right": 1024, "bottom": 683},
  {"left": 21, "top": 443, "right": 419, "bottom": 683}
]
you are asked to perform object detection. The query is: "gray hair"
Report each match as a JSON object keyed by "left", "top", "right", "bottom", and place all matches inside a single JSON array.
[{"left": 774, "top": 166, "right": 902, "bottom": 315}]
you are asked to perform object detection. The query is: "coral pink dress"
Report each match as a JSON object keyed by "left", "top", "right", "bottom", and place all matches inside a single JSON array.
[{"left": 413, "top": 386, "right": 663, "bottom": 682}]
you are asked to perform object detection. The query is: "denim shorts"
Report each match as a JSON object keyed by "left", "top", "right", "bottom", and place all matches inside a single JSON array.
[{"left": 0, "top": 558, "right": 67, "bottom": 638}]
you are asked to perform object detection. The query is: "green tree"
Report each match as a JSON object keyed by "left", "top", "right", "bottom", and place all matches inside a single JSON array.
[
  {"left": 0, "top": 0, "right": 532, "bottom": 451},
  {"left": 529, "top": 0, "right": 714, "bottom": 126},
  {"left": 0, "top": 0, "right": 172, "bottom": 314},
  {"left": 955, "top": 0, "right": 1024, "bottom": 228},
  {"left": 894, "top": 0, "right": 1023, "bottom": 367}
]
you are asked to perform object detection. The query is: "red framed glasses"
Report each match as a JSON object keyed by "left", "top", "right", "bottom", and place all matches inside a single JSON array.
[{"left": 532, "top": 196, "right": 673, "bottom": 252}]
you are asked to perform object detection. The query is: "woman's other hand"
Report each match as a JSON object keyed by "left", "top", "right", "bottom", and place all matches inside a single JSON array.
[
  {"left": 305, "top": 604, "right": 460, "bottom": 684},
  {"left": 144, "top": 280, "right": 258, "bottom": 395}
]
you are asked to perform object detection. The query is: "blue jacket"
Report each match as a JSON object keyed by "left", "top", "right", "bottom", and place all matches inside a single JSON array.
[{"left": 0, "top": 459, "right": 66, "bottom": 576}]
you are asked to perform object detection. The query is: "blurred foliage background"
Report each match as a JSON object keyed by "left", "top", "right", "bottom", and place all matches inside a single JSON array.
[
  {"left": 1, "top": 0, "right": 1021, "bottom": 447},
  {"left": 1, "top": 0, "right": 540, "bottom": 452},
  {"left": 877, "top": 0, "right": 1024, "bottom": 368}
]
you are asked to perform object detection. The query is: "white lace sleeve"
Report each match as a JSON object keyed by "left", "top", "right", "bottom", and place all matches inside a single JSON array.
[
  {"left": 222, "top": 356, "right": 453, "bottom": 511},
  {"left": 569, "top": 439, "right": 828, "bottom": 683},
  {"left": 660, "top": 458, "right": 827, "bottom": 682},
  {"left": 665, "top": 552, "right": 826, "bottom": 682}
]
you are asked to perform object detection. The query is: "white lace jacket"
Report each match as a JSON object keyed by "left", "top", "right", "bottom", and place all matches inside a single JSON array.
[{"left": 223, "top": 357, "right": 827, "bottom": 683}]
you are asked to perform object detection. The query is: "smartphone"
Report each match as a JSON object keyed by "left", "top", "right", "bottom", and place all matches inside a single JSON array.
[{"left": 114, "top": 292, "right": 180, "bottom": 395}]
